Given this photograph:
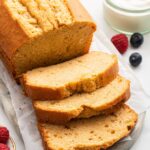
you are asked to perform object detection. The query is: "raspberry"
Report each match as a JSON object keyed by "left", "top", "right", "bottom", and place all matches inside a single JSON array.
[
  {"left": 0, "top": 127, "right": 9, "bottom": 144},
  {"left": 0, "top": 143, "right": 10, "bottom": 150},
  {"left": 111, "top": 34, "right": 128, "bottom": 54}
]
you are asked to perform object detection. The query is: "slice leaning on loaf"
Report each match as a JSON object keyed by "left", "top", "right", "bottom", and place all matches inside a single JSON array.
[
  {"left": 38, "top": 104, "right": 138, "bottom": 150},
  {"left": 0, "top": 0, "right": 96, "bottom": 78},
  {"left": 21, "top": 51, "right": 119, "bottom": 100},
  {"left": 33, "top": 76, "right": 130, "bottom": 124}
]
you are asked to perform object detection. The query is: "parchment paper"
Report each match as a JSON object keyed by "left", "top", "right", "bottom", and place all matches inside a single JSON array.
[{"left": 0, "top": 30, "right": 149, "bottom": 150}]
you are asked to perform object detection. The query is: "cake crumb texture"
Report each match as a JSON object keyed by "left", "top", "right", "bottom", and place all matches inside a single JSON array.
[
  {"left": 0, "top": 0, "right": 96, "bottom": 78},
  {"left": 33, "top": 75, "right": 130, "bottom": 124},
  {"left": 38, "top": 104, "right": 138, "bottom": 150},
  {"left": 21, "top": 51, "right": 118, "bottom": 100}
]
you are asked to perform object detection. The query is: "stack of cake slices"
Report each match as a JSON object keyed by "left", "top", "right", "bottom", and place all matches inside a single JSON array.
[
  {"left": 21, "top": 51, "right": 138, "bottom": 150},
  {"left": 0, "top": 0, "right": 138, "bottom": 149}
]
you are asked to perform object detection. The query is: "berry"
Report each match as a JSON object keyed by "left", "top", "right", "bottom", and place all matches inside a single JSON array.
[
  {"left": 130, "top": 33, "right": 144, "bottom": 48},
  {"left": 111, "top": 34, "right": 128, "bottom": 54},
  {"left": 129, "top": 52, "right": 142, "bottom": 67},
  {"left": 0, "top": 127, "right": 9, "bottom": 144},
  {"left": 0, "top": 143, "right": 10, "bottom": 150}
]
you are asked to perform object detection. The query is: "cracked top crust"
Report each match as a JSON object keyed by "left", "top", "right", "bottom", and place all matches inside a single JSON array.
[{"left": 3, "top": 0, "right": 74, "bottom": 37}]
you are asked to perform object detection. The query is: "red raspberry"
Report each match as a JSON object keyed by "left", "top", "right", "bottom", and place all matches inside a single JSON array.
[
  {"left": 0, "top": 127, "right": 9, "bottom": 144},
  {"left": 111, "top": 34, "right": 128, "bottom": 54},
  {"left": 0, "top": 143, "right": 10, "bottom": 150}
]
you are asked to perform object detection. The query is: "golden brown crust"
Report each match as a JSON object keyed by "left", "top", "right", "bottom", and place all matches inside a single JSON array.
[
  {"left": 0, "top": 47, "right": 22, "bottom": 83},
  {"left": 0, "top": 1, "right": 29, "bottom": 58},
  {"left": 83, "top": 34, "right": 94, "bottom": 54},
  {"left": 38, "top": 104, "right": 138, "bottom": 150},
  {"left": 21, "top": 56, "right": 119, "bottom": 100},
  {"left": 0, "top": 0, "right": 96, "bottom": 79},
  {"left": 68, "top": 0, "right": 97, "bottom": 54},
  {"left": 0, "top": 1, "right": 29, "bottom": 80},
  {"left": 34, "top": 102, "right": 124, "bottom": 125},
  {"left": 33, "top": 81, "right": 130, "bottom": 124},
  {"left": 38, "top": 124, "right": 51, "bottom": 150},
  {"left": 67, "top": 0, "right": 95, "bottom": 23},
  {"left": 66, "top": 0, "right": 96, "bottom": 54},
  {"left": 0, "top": 47, "right": 17, "bottom": 78},
  {"left": 0, "top": 49, "right": 20, "bottom": 85}
]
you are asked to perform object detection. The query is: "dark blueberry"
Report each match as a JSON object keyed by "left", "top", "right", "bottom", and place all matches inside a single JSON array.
[
  {"left": 129, "top": 52, "right": 142, "bottom": 67},
  {"left": 130, "top": 33, "right": 144, "bottom": 48}
]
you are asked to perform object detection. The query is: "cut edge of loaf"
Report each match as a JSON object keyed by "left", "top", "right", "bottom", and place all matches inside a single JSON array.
[
  {"left": 0, "top": 0, "right": 96, "bottom": 55},
  {"left": 38, "top": 104, "right": 138, "bottom": 150},
  {"left": 33, "top": 76, "right": 130, "bottom": 124},
  {"left": 34, "top": 101, "right": 128, "bottom": 125},
  {"left": 0, "top": 0, "right": 96, "bottom": 78},
  {"left": 21, "top": 52, "right": 119, "bottom": 100}
]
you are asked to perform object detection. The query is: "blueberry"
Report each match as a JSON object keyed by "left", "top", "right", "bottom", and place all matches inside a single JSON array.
[
  {"left": 129, "top": 52, "right": 142, "bottom": 67},
  {"left": 130, "top": 33, "right": 144, "bottom": 48}
]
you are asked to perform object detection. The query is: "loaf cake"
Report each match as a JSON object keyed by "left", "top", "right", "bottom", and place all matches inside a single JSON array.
[
  {"left": 0, "top": 0, "right": 96, "bottom": 78},
  {"left": 33, "top": 76, "right": 130, "bottom": 124},
  {"left": 21, "top": 51, "right": 118, "bottom": 100},
  {"left": 38, "top": 104, "right": 138, "bottom": 150}
]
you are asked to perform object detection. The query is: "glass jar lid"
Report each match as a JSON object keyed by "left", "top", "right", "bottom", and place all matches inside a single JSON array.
[{"left": 106, "top": 0, "right": 150, "bottom": 13}]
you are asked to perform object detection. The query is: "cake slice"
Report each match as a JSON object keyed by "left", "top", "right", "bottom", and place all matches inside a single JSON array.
[
  {"left": 38, "top": 104, "right": 138, "bottom": 150},
  {"left": 21, "top": 51, "right": 118, "bottom": 100},
  {"left": 33, "top": 76, "right": 130, "bottom": 124},
  {"left": 0, "top": 0, "right": 96, "bottom": 78}
]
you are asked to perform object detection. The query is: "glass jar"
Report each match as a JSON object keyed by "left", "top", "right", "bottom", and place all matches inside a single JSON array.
[{"left": 103, "top": 0, "right": 150, "bottom": 34}]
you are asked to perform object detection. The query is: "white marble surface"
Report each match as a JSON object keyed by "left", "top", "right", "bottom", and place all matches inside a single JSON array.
[{"left": 81, "top": 0, "right": 150, "bottom": 149}]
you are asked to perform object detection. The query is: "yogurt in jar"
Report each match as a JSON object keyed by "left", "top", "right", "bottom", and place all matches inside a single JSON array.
[
  {"left": 103, "top": 0, "right": 150, "bottom": 34},
  {"left": 110, "top": 0, "right": 150, "bottom": 11}
]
